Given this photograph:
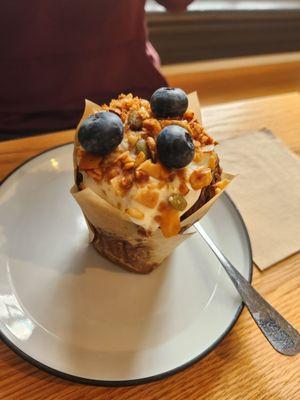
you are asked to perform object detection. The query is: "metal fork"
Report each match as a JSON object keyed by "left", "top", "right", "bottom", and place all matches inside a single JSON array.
[{"left": 195, "top": 223, "right": 300, "bottom": 356}]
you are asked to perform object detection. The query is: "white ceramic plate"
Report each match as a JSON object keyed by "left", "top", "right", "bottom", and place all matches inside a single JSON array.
[{"left": 0, "top": 144, "right": 252, "bottom": 385}]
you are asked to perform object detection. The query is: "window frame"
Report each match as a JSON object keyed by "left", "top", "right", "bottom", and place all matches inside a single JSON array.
[{"left": 146, "top": 5, "right": 300, "bottom": 64}]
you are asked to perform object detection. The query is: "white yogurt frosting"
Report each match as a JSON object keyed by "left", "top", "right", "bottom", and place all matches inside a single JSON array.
[{"left": 82, "top": 147, "right": 213, "bottom": 231}]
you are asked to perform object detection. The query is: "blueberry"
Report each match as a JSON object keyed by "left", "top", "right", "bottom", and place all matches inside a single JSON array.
[
  {"left": 157, "top": 125, "right": 195, "bottom": 169},
  {"left": 150, "top": 87, "right": 188, "bottom": 118},
  {"left": 78, "top": 111, "right": 124, "bottom": 155}
]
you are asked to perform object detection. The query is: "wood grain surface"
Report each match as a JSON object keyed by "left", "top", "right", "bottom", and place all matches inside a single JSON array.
[
  {"left": 163, "top": 52, "right": 300, "bottom": 107},
  {"left": 0, "top": 92, "right": 299, "bottom": 399}
]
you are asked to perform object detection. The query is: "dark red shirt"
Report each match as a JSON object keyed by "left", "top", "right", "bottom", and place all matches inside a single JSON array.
[{"left": 0, "top": 0, "right": 191, "bottom": 137}]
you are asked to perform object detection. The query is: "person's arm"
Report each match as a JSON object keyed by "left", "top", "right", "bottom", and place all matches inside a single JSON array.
[{"left": 155, "top": 0, "right": 193, "bottom": 13}]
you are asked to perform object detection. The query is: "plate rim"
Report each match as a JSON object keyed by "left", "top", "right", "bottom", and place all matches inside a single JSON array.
[{"left": 0, "top": 143, "right": 253, "bottom": 386}]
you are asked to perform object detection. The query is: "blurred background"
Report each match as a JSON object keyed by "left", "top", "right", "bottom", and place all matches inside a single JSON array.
[
  {"left": 147, "top": 0, "right": 300, "bottom": 63},
  {"left": 1, "top": 0, "right": 300, "bottom": 139},
  {"left": 148, "top": 0, "right": 300, "bottom": 107}
]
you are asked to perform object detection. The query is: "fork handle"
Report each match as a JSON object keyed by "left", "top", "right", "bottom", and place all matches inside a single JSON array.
[{"left": 195, "top": 223, "right": 300, "bottom": 356}]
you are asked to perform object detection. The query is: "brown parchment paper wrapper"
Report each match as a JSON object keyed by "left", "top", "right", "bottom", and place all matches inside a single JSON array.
[{"left": 71, "top": 93, "right": 234, "bottom": 273}]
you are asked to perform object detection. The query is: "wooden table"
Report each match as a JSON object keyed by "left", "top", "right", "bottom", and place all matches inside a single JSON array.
[
  {"left": 163, "top": 52, "right": 300, "bottom": 107},
  {"left": 0, "top": 93, "right": 299, "bottom": 400}
]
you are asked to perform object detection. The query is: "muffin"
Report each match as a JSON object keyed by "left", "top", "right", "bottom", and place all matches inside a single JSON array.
[{"left": 71, "top": 88, "right": 231, "bottom": 273}]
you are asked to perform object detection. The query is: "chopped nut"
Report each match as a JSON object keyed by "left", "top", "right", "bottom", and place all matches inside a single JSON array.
[
  {"left": 135, "top": 169, "right": 149, "bottom": 184},
  {"left": 138, "top": 160, "right": 170, "bottom": 180},
  {"left": 120, "top": 175, "right": 134, "bottom": 190},
  {"left": 107, "top": 166, "right": 121, "bottom": 180},
  {"left": 146, "top": 136, "right": 157, "bottom": 162},
  {"left": 166, "top": 172, "right": 176, "bottom": 182},
  {"left": 209, "top": 153, "right": 217, "bottom": 169},
  {"left": 183, "top": 111, "right": 194, "bottom": 121},
  {"left": 191, "top": 122, "right": 205, "bottom": 140},
  {"left": 189, "top": 167, "right": 212, "bottom": 190},
  {"left": 134, "top": 189, "right": 159, "bottom": 209},
  {"left": 120, "top": 112, "right": 127, "bottom": 123},
  {"left": 100, "top": 103, "right": 109, "bottom": 111},
  {"left": 160, "top": 207, "right": 180, "bottom": 237},
  {"left": 154, "top": 215, "right": 161, "bottom": 224},
  {"left": 202, "top": 134, "right": 209, "bottom": 144},
  {"left": 215, "top": 178, "right": 230, "bottom": 190},
  {"left": 158, "top": 201, "right": 168, "bottom": 212},
  {"left": 103, "top": 150, "right": 120, "bottom": 165},
  {"left": 156, "top": 181, "right": 166, "bottom": 189},
  {"left": 206, "top": 135, "right": 215, "bottom": 145},
  {"left": 147, "top": 182, "right": 157, "bottom": 190},
  {"left": 134, "top": 151, "right": 146, "bottom": 167},
  {"left": 121, "top": 154, "right": 133, "bottom": 165},
  {"left": 139, "top": 106, "right": 150, "bottom": 120},
  {"left": 179, "top": 182, "right": 189, "bottom": 195},
  {"left": 193, "top": 140, "right": 201, "bottom": 148},
  {"left": 143, "top": 118, "right": 161, "bottom": 136},
  {"left": 115, "top": 151, "right": 130, "bottom": 162},
  {"left": 109, "top": 100, "right": 121, "bottom": 110},
  {"left": 201, "top": 144, "right": 215, "bottom": 153},
  {"left": 161, "top": 119, "right": 191, "bottom": 134},
  {"left": 140, "top": 99, "right": 150, "bottom": 109},
  {"left": 124, "top": 161, "right": 135, "bottom": 170},
  {"left": 146, "top": 136, "right": 156, "bottom": 151},
  {"left": 79, "top": 151, "right": 102, "bottom": 170},
  {"left": 108, "top": 107, "right": 122, "bottom": 117},
  {"left": 126, "top": 208, "right": 144, "bottom": 220},
  {"left": 127, "top": 132, "right": 140, "bottom": 147},
  {"left": 193, "top": 149, "right": 202, "bottom": 163},
  {"left": 86, "top": 169, "right": 102, "bottom": 183},
  {"left": 108, "top": 99, "right": 122, "bottom": 108},
  {"left": 110, "top": 177, "right": 124, "bottom": 196},
  {"left": 200, "top": 133, "right": 214, "bottom": 145}
]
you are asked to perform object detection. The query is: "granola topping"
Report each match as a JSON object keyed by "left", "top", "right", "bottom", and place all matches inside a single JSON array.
[{"left": 76, "top": 93, "right": 221, "bottom": 235}]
